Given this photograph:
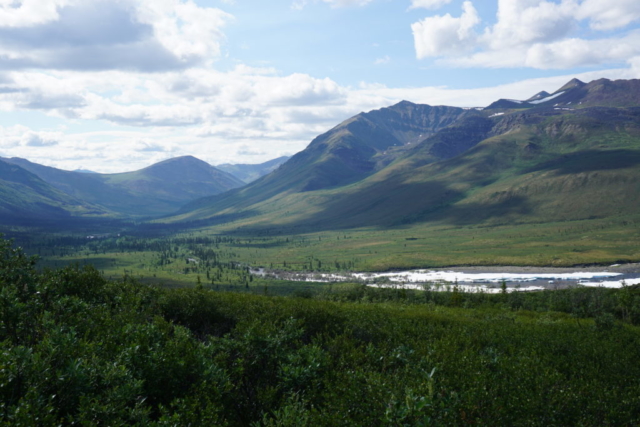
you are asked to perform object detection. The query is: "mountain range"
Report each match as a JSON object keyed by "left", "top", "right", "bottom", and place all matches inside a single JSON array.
[
  {"left": 0, "top": 160, "right": 107, "bottom": 224},
  {"left": 2, "top": 77, "right": 639, "bottom": 233},
  {"left": 168, "top": 78, "right": 640, "bottom": 233},
  {"left": 0, "top": 155, "right": 246, "bottom": 220}
]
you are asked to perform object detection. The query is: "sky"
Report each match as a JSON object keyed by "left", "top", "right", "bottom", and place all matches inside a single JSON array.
[{"left": 0, "top": 0, "right": 639, "bottom": 173}]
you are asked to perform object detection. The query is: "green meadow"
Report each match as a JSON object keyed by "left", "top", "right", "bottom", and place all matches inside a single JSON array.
[{"left": 6, "top": 209, "right": 638, "bottom": 292}]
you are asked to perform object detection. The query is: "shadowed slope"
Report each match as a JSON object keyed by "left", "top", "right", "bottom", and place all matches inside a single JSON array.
[
  {"left": 176, "top": 101, "right": 467, "bottom": 218},
  {"left": 0, "top": 160, "right": 109, "bottom": 223},
  {"left": 2, "top": 156, "right": 244, "bottom": 217},
  {"left": 170, "top": 79, "right": 640, "bottom": 233}
]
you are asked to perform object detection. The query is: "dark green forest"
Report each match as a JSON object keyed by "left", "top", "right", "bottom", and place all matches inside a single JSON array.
[{"left": 2, "top": 237, "right": 640, "bottom": 425}]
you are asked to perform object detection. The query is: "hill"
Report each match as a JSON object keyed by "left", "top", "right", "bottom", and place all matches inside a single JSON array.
[
  {"left": 217, "top": 156, "right": 290, "bottom": 183},
  {"left": 170, "top": 78, "right": 640, "bottom": 233},
  {"left": 1, "top": 156, "right": 244, "bottom": 217},
  {"left": 0, "top": 160, "right": 108, "bottom": 223}
]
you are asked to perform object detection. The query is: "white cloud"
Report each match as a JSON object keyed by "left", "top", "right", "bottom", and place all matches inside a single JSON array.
[
  {"left": 412, "top": 1, "right": 480, "bottom": 58},
  {"left": 0, "top": 125, "right": 61, "bottom": 149},
  {"left": 0, "top": 0, "right": 231, "bottom": 72},
  {"left": 134, "top": 140, "right": 168, "bottom": 152},
  {"left": 374, "top": 55, "right": 391, "bottom": 65},
  {"left": 409, "top": 0, "right": 451, "bottom": 10},
  {"left": 0, "top": 0, "right": 72, "bottom": 28},
  {"left": 524, "top": 33, "right": 640, "bottom": 69},
  {"left": 412, "top": 0, "right": 640, "bottom": 70},
  {"left": 445, "top": 30, "right": 640, "bottom": 70},
  {"left": 21, "top": 131, "right": 59, "bottom": 147},
  {"left": 483, "top": 0, "right": 578, "bottom": 50},
  {"left": 133, "top": 0, "right": 231, "bottom": 62},
  {"left": 577, "top": 0, "right": 640, "bottom": 31}
]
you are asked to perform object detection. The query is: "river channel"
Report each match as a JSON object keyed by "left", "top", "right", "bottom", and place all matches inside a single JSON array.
[{"left": 251, "top": 263, "right": 640, "bottom": 293}]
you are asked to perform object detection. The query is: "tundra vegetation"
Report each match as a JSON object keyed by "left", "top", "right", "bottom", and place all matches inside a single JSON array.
[{"left": 2, "top": 236, "right": 640, "bottom": 425}]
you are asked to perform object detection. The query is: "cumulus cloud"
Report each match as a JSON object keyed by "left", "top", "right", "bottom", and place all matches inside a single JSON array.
[
  {"left": 483, "top": 0, "right": 578, "bottom": 50},
  {"left": 0, "top": 126, "right": 61, "bottom": 149},
  {"left": 524, "top": 33, "right": 640, "bottom": 69},
  {"left": 577, "top": 0, "right": 640, "bottom": 31},
  {"left": 134, "top": 140, "right": 166, "bottom": 152},
  {"left": 412, "top": 1, "right": 480, "bottom": 58},
  {"left": 21, "top": 132, "right": 59, "bottom": 147},
  {"left": 256, "top": 73, "right": 347, "bottom": 106},
  {"left": 0, "top": 0, "right": 71, "bottom": 28},
  {"left": 445, "top": 30, "right": 640, "bottom": 69},
  {"left": 412, "top": 0, "right": 640, "bottom": 70},
  {"left": 0, "top": 0, "right": 231, "bottom": 72}
]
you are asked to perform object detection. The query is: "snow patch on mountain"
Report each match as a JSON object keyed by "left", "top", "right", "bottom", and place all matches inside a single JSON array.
[{"left": 529, "top": 91, "right": 565, "bottom": 105}]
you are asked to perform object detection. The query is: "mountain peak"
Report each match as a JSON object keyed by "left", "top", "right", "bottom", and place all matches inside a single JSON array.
[
  {"left": 393, "top": 100, "right": 417, "bottom": 108},
  {"left": 526, "top": 91, "right": 550, "bottom": 102},
  {"left": 144, "top": 155, "right": 211, "bottom": 171},
  {"left": 157, "top": 155, "right": 203, "bottom": 164},
  {"left": 557, "top": 78, "right": 586, "bottom": 92}
]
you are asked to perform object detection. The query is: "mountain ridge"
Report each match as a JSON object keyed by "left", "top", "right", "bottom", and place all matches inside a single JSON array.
[
  {"left": 169, "top": 78, "right": 640, "bottom": 233},
  {"left": 0, "top": 161, "right": 110, "bottom": 223},
  {"left": 0, "top": 155, "right": 244, "bottom": 217}
]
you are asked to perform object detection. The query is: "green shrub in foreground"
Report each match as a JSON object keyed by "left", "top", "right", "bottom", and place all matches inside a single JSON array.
[{"left": 1, "top": 238, "right": 640, "bottom": 425}]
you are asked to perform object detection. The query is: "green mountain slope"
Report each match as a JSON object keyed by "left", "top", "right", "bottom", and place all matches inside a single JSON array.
[
  {"left": 0, "top": 161, "right": 109, "bottom": 223},
  {"left": 169, "top": 78, "right": 640, "bottom": 232},
  {"left": 217, "top": 156, "right": 290, "bottom": 183},
  {"left": 176, "top": 102, "right": 466, "bottom": 217},
  {"left": 2, "top": 156, "right": 244, "bottom": 217}
]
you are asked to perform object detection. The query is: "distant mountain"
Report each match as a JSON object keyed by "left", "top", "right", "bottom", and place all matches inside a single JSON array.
[
  {"left": 1, "top": 155, "right": 244, "bottom": 217},
  {"left": 73, "top": 169, "right": 97, "bottom": 174},
  {"left": 526, "top": 91, "right": 550, "bottom": 102},
  {"left": 0, "top": 160, "right": 108, "bottom": 223},
  {"left": 485, "top": 77, "right": 640, "bottom": 110},
  {"left": 217, "top": 156, "right": 290, "bottom": 183},
  {"left": 170, "top": 78, "right": 640, "bottom": 232}
]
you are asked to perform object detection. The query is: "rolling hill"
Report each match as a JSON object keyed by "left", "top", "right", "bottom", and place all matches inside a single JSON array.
[
  {"left": 1, "top": 155, "right": 244, "bottom": 217},
  {"left": 0, "top": 161, "right": 109, "bottom": 224},
  {"left": 169, "top": 78, "right": 640, "bottom": 233}
]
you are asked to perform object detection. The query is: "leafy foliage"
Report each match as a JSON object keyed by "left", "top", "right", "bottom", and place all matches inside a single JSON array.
[{"left": 2, "top": 237, "right": 640, "bottom": 425}]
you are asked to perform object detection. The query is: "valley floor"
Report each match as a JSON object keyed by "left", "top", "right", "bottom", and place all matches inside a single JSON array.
[{"left": 3, "top": 213, "right": 640, "bottom": 291}]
